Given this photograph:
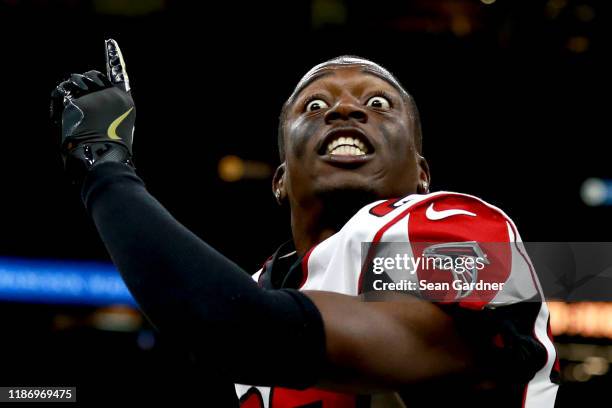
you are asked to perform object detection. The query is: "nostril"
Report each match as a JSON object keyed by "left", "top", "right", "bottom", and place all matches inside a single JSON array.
[
  {"left": 324, "top": 110, "right": 342, "bottom": 123},
  {"left": 325, "top": 105, "right": 368, "bottom": 123},
  {"left": 350, "top": 110, "right": 367, "bottom": 122}
]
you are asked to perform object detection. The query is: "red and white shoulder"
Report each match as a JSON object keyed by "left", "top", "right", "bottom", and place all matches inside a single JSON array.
[
  {"left": 356, "top": 191, "right": 523, "bottom": 244},
  {"left": 409, "top": 191, "right": 521, "bottom": 243}
]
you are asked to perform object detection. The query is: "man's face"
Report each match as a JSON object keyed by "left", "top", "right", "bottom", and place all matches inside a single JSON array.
[{"left": 278, "top": 65, "right": 428, "bottom": 208}]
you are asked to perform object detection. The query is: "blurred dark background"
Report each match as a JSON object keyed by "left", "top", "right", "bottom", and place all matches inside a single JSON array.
[{"left": 0, "top": 0, "right": 610, "bottom": 405}]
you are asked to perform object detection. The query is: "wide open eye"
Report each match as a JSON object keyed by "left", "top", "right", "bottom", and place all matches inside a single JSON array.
[
  {"left": 366, "top": 96, "right": 391, "bottom": 110},
  {"left": 306, "top": 99, "right": 329, "bottom": 112}
]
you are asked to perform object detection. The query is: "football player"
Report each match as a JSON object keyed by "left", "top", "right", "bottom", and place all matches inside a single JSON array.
[{"left": 51, "top": 41, "right": 559, "bottom": 407}]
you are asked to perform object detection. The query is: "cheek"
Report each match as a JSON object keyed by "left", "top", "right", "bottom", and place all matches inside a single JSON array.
[
  {"left": 285, "top": 155, "right": 314, "bottom": 199},
  {"left": 287, "top": 116, "right": 320, "bottom": 160},
  {"left": 377, "top": 120, "right": 420, "bottom": 189},
  {"left": 378, "top": 120, "right": 415, "bottom": 156}
]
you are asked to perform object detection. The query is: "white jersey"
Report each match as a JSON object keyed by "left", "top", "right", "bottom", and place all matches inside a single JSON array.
[{"left": 236, "top": 192, "right": 559, "bottom": 408}]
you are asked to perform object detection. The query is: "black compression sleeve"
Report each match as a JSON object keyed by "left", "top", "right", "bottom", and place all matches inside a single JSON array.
[{"left": 81, "top": 162, "right": 326, "bottom": 388}]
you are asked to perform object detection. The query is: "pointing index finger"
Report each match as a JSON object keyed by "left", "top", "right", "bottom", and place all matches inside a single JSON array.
[{"left": 105, "top": 38, "right": 130, "bottom": 93}]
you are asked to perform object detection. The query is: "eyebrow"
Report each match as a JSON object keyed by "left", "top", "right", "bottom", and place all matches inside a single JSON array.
[
  {"left": 289, "top": 70, "right": 335, "bottom": 104},
  {"left": 287, "top": 65, "right": 408, "bottom": 108},
  {"left": 359, "top": 67, "right": 407, "bottom": 98}
]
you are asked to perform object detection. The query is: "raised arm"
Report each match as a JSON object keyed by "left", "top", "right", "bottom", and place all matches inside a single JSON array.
[{"left": 51, "top": 40, "right": 485, "bottom": 393}]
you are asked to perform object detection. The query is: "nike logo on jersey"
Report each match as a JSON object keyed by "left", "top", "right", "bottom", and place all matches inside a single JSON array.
[
  {"left": 107, "top": 107, "right": 134, "bottom": 140},
  {"left": 425, "top": 203, "right": 477, "bottom": 220}
]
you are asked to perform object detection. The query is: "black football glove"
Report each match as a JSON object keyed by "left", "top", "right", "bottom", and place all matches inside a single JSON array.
[{"left": 51, "top": 39, "right": 135, "bottom": 184}]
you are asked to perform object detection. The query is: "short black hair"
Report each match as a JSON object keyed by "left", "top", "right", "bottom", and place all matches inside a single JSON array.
[{"left": 277, "top": 55, "right": 422, "bottom": 161}]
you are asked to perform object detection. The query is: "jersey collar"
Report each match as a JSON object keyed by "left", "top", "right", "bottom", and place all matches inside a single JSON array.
[{"left": 259, "top": 240, "right": 305, "bottom": 290}]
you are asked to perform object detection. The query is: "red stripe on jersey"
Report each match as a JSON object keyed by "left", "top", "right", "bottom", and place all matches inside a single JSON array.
[
  {"left": 521, "top": 385, "right": 528, "bottom": 408},
  {"left": 547, "top": 320, "right": 561, "bottom": 374},
  {"left": 299, "top": 246, "right": 316, "bottom": 289},
  {"left": 357, "top": 206, "right": 413, "bottom": 293},
  {"left": 369, "top": 198, "right": 401, "bottom": 217}
]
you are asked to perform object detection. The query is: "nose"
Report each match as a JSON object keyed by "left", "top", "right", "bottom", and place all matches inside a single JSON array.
[{"left": 324, "top": 99, "right": 368, "bottom": 124}]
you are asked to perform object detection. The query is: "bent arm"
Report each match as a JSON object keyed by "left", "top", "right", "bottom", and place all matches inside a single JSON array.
[
  {"left": 306, "top": 291, "right": 477, "bottom": 393},
  {"left": 82, "top": 162, "right": 479, "bottom": 391}
]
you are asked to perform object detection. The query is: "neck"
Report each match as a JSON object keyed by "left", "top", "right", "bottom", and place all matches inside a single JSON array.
[
  {"left": 290, "top": 201, "right": 336, "bottom": 257},
  {"left": 290, "top": 189, "right": 380, "bottom": 256}
]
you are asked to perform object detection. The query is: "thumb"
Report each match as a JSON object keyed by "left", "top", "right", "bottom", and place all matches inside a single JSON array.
[{"left": 105, "top": 38, "right": 130, "bottom": 93}]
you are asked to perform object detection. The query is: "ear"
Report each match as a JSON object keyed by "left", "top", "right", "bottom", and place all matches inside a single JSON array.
[
  {"left": 416, "top": 154, "right": 431, "bottom": 194},
  {"left": 272, "top": 163, "right": 287, "bottom": 205}
]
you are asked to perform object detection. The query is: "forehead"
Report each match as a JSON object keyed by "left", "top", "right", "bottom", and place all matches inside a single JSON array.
[{"left": 289, "top": 64, "right": 406, "bottom": 104}]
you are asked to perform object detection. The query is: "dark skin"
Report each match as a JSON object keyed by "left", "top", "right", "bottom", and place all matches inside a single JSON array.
[
  {"left": 271, "top": 65, "right": 476, "bottom": 392},
  {"left": 275, "top": 65, "right": 429, "bottom": 255}
]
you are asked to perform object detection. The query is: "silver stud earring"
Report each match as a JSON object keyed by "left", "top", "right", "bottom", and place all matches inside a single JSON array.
[
  {"left": 275, "top": 189, "right": 281, "bottom": 200},
  {"left": 422, "top": 181, "right": 429, "bottom": 193}
]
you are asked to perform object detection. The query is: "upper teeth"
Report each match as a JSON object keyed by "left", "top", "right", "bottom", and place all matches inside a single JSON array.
[{"left": 326, "top": 137, "right": 368, "bottom": 156}]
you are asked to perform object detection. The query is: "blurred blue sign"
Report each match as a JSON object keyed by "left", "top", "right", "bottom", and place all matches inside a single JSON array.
[{"left": 0, "top": 257, "right": 136, "bottom": 306}]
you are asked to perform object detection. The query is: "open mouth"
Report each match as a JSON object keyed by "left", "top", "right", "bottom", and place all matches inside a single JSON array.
[
  {"left": 318, "top": 127, "right": 375, "bottom": 158},
  {"left": 326, "top": 137, "right": 368, "bottom": 156}
]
